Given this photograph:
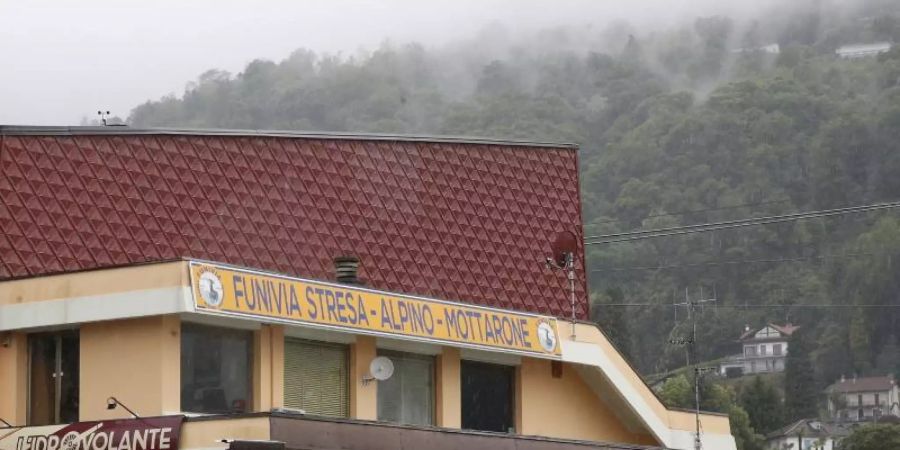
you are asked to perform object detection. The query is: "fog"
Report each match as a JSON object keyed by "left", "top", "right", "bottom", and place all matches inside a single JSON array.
[{"left": 0, "top": 0, "right": 790, "bottom": 126}]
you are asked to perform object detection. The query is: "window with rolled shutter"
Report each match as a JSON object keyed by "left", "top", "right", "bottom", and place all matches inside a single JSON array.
[
  {"left": 284, "top": 338, "right": 348, "bottom": 417},
  {"left": 376, "top": 350, "right": 434, "bottom": 425}
]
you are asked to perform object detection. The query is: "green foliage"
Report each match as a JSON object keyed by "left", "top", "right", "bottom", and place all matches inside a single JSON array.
[
  {"left": 658, "top": 375, "right": 764, "bottom": 450},
  {"left": 784, "top": 330, "right": 818, "bottom": 422},
  {"left": 840, "top": 424, "right": 900, "bottom": 450},
  {"left": 739, "top": 376, "right": 784, "bottom": 434},
  {"left": 659, "top": 374, "right": 693, "bottom": 409}
]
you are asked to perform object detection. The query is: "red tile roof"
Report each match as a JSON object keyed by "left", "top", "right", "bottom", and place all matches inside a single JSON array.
[
  {"left": 0, "top": 127, "right": 587, "bottom": 319},
  {"left": 740, "top": 323, "right": 800, "bottom": 340},
  {"left": 827, "top": 376, "right": 896, "bottom": 394}
]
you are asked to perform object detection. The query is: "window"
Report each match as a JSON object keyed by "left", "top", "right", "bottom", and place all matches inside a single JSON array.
[
  {"left": 745, "top": 346, "right": 756, "bottom": 356},
  {"left": 858, "top": 408, "right": 864, "bottom": 420},
  {"left": 759, "top": 345, "right": 766, "bottom": 356},
  {"left": 181, "top": 323, "right": 252, "bottom": 414},
  {"left": 29, "top": 331, "right": 79, "bottom": 425},
  {"left": 377, "top": 351, "right": 434, "bottom": 425},
  {"left": 773, "top": 344, "right": 782, "bottom": 356},
  {"left": 284, "top": 338, "right": 349, "bottom": 417},
  {"left": 875, "top": 394, "right": 880, "bottom": 406},
  {"left": 461, "top": 360, "right": 514, "bottom": 433},
  {"left": 858, "top": 394, "right": 863, "bottom": 407}
]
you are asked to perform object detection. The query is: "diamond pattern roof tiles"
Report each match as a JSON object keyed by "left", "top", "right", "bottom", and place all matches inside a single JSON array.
[{"left": 0, "top": 130, "right": 587, "bottom": 319}]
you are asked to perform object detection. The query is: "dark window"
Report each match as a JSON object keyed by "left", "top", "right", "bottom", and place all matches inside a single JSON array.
[
  {"left": 28, "top": 331, "right": 79, "bottom": 425},
  {"left": 875, "top": 394, "right": 880, "bottom": 406},
  {"left": 377, "top": 351, "right": 434, "bottom": 425},
  {"left": 461, "top": 360, "right": 514, "bottom": 433},
  {"left": 181, "top": 323, "right": 252, "bottom": 414}
]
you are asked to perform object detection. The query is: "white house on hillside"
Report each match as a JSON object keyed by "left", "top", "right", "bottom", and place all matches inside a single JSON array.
[
  {"left": 825, "top": 375, "right": 899, "bottom": 422},
  {"left": 740, "top": 323, "right": 798, "bottom": 374},
  {"left": 836, "top": 42, "right": 892, "bottom": 59},
  {"left": 765, "top": 419, "right": 851, "bottom": 450}
]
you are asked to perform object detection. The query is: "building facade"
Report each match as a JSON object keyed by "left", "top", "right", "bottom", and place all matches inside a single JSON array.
[
  {"left": 0, "top": 127, "right": 735, "bottom": 450},
  {"left": 826, "top": 375, "right": 899, "bottom": 422},
  {"left": 835, "top": 42, "right": 892, "bottom": 59},
  {"left": 765, "top": 419, "right": 849, "bottom": 450},
  {"left": 738, "top": 323, "right": 797, "bottom": 375}
]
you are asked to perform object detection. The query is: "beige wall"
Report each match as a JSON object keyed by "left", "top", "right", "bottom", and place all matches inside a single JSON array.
[
  {"left": 252, "top": 325, "right": 285, "bottom": 412},
  {"left": 435, "top": 347, "right": 461, "bottom": 428},
  {"left": 349, "top": 336, "right": 377, "bottom": 420},
  {"left": 79, "top": 315, "right": 181, "bottom": 420},
  {"left": 668, "top": 410, "right": 731, "bottom": 435},
  {"left": 0, "top": 262, "right": 186, "bottom": 306},
  {"left": 0, "top": 332, "right": 27, "bottom": 425},
  {"left": 518, "top": 358, "right": 658, "bottom": 445},
  {"left": 180, "top": 417, "right": 271, "bottom": 450}
]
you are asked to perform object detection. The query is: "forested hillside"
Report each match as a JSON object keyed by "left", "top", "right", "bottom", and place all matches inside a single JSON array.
[{"left": 131, "top": 0, "right": 900, "bottom": 392}]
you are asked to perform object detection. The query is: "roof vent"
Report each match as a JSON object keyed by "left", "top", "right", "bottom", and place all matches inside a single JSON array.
[{"left": 334, "top": 256, "right": 360, "bottom": 285}]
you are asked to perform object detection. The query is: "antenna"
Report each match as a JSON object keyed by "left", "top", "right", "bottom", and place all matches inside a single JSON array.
[
  {"left": 362, "top": 356, "right": 394, "bottom": 385},
  {"left": 546, "top": 230, "right": 578, "bottom": 339},
  {"left": 668, "top": 286, "right": 717, "bottom": 450}
]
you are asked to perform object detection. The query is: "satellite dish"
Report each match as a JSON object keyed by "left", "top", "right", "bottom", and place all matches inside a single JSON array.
[
  {"left": 367, "top": 356, "right": 394, "bottom": 383},
  {"left": 550, "top": 231, "right": 578, "bottom": 267}
]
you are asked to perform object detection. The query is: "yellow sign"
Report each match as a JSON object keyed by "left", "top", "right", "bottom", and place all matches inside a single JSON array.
[{"left": 190, "top": 262, "right": 561, "bottom": 358}]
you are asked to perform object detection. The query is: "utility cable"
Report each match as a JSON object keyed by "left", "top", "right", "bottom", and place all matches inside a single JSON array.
[
  {"left": 589, "top": 252, "right": 879, "bottom": 273},
  {"left": 584, "top": 201, "right": 900, "bottom": 245}
]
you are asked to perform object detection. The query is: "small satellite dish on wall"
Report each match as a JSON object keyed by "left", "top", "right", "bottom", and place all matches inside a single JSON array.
[
  {"left": 363, "top": 356, "right": 394, "bottom": 385},
  {"left": 549, "top": 230, "right": 578, "bottom": 267}
]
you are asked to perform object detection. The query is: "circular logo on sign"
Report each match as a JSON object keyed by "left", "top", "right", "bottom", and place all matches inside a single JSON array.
[
  {"left": 199, "top": 269, "right": 224, "bottom": 308},
  {"left": 537, "top": 321, "right": 558, "bottom": 353}
]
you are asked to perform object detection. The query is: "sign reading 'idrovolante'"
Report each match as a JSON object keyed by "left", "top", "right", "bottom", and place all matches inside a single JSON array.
[{"left": 0, "top": 416, "right": 183, "bottom": 450}]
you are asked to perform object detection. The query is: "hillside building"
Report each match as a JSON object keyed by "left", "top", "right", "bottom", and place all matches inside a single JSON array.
[
  {"left": 836, "top": 42, "right": 892, "bottom": 59},
  {"left": 826, "top": 375, "right": 899, "bottom": 422}
]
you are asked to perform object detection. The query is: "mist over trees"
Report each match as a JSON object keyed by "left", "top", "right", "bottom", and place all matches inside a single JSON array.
[{"left": 131, "top": 0, "right": 900, "bottom": 444}]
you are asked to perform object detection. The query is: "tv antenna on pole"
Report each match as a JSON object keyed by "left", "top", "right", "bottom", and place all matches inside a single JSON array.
[
  {"left": 668, "top": 286, "right": 717, "bottom": 450},
  {"left": 545, "top": 230, "right": 579, "bottom": 339}
]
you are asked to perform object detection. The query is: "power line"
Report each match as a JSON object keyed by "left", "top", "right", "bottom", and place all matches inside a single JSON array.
[
  {"left": 584, "top": 201, "right": 900, "bottom": 245},
  {"left": 589, "top": 252, "right": 880, "bottom": 273},
  {"left": 584, "top": 198, "right": 793, "bottom": 228}
]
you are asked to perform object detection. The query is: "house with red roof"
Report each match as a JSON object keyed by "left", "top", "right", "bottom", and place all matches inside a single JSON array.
[{"left": 738, "top": 323, "right": 799, "bottom": 375}]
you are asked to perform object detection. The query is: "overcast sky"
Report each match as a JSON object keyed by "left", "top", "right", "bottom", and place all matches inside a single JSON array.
[{"left": 0, "top": 0, "right": 776, "bottom": 125}]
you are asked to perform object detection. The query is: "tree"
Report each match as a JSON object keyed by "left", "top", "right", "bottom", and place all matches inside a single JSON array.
[
  {"left": 659, "top": 374, "right": 692, "bottom": 409},
  {"left": 659, "top": 375, "right": 765, "bottom": 450},
  {"left": 740, "top": 376, "right": 784, "bottom": 434},
  {"left": 840, "top": 424, "right": 900, "bottom": 450},
  {"left": 784, "top": 329, "right": 818, "bottom": 421}
]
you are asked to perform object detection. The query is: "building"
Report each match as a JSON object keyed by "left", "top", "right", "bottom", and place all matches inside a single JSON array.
[
  {"left": 737, "top": 323, "right": 798, "bottom": 375},
  {"left": 826, "top": 375, "right": 899, "bottom": 422},
  {"left": 835, "top": 42, "right": 892, "bottom": 59},
  {"left": 765, "top": 419, "right": 851, "bottom": 450},
  {"left": 0, "top": 126, "right": 736, "bottom": 450}
]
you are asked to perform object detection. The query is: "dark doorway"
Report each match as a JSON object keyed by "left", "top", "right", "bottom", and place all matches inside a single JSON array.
[
  {"left": 460, "top": 360, "right": 514, "bottom": 433},
  {"left": 29, "top": 330, "right": 79, "bottom": 425}
]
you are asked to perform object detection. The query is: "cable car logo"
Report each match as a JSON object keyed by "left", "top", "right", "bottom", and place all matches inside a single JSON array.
[
  {"left": 198, "top": 268, "right": 224, "bottom": 308},
  {"left": 537, "top": 320, "right": 558, "bottom": 353}
]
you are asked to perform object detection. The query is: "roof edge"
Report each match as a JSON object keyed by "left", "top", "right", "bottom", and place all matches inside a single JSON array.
[{"left": 0, "top": 125, "right": 579, "bottom": 149}]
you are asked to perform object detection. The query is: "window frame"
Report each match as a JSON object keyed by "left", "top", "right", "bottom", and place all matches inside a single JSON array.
[
  {"left": 180, "top": 322, "right": 254, "bottom": 414},
  {"left": 376, "top": 349, "right": 436, "bottom": 426},
  {"left": 283, "top": 337, "right": 350, "bottom": 417}
]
